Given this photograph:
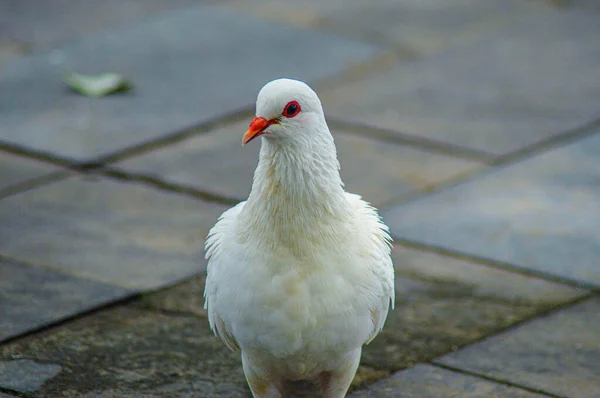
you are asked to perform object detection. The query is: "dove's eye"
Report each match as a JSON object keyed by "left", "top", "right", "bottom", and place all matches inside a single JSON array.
[{"left": 282, "top": 101, "right": 301, "bottom": 118}]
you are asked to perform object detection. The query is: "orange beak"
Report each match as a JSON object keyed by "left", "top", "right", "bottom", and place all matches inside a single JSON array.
[{"left": 242, "top": 117, "right": 276, "bottom": 146}]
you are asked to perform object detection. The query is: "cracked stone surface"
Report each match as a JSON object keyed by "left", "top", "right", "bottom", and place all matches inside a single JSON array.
[
  {"left": 117, "top": 121, "right": 483, "bottom": 207},
  {"left": 383, "top": 132, "right": 600, "bottom": 287},
  {"left": 0, "top": 259, "right": 132, "bottom": 343},
  {"left": 349, "top": 364, "right": 549, "bottom": 397},
  {"left": 438, "top": 296, "right": 600, "bottom": 398},
  {"left": 0, "top": 175, "right": 228, "bottom": 290},
  {"left": 0, "top": 4, "right": 381, "bottom": 161},
  {"left": 319, "top": 10, "right": 600, "bottom": 155},
  {"left": 0, "top": 359, "right": 62, "bottom": 394},
  {"left": 2, "top": 243, "right": 583, "bottom": 396},
  {"left": 0, "top": 152, "right": 62, "bottom": 193}
]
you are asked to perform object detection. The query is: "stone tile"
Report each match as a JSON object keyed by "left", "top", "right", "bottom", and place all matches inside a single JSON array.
[
  {"left": 360, "top": 245, "right": 586, "bottom": 371},
  {"left": 437, "top": 296, "right": 600, "bottom": 398},
  {"left": 0, "top": 394, "right": 17, "bottom": 397},
  {"left": 383, "top": 133, "right": 600, "bottom": 287},
  {"left": 118, "top": 121, "right": 482, "bottom": 207},
  {"left": 227, "top": 0, "right": 550, "bottom": 55},
  {"left": 0, "top": 0, "right": 198, "bottom": 50},
  {"left": 138, "top": 244, "right": 586, "bottom": 372},
  {"left": 0, "top": 38, "right": 27, "bottom": 69},
  {"left": 0, "top": 246, "right": 584, "bottom": 396},
  {"left": 568, "top": 0, "right": 600, "bottom": 11},
  {"left": 0, "top": 305, "right": 249, "bottom": 398},
  {"left": 0, "top": 175, "right": 228, "bottom": 290},
  {"left": 0, "top": 152, "right": 62, "bottom": 192},
  {"left": 136, "top": 276, "right": 207, "bottom": 318},
  {"left": 319, "top": 10, "right": 600, "bottom": 155},
  {"left": 0, "top": 5, "right": 382, "bottom": 162},
  {"left": 0, "top": 360, "right": 62, "bottom": 394},
  {"left": 0, "top": 259, "right": 132, "bottom": 343},
  {"left": 349, "top": 364, "right": 549, "bottom": 397}
]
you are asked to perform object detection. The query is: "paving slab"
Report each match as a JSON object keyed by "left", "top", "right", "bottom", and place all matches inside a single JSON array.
[
  {"left": 360, "top": 245, "right": 586, "bottom": 370},
  {"left": 0, "top": 0, "right": 198, "bottom": 50},
  {"left": 0, "top": 38, "right": 26, "bottom": 69},
  {"left": 0, "top": 175, "right": 228, "bottom": 290},
  {"left": 0, "top": 305, "right": 249, "bottom": 398},
  {"left": 568, "top": 0, "right": 600, "bottom": 11},
  {"left": 0, "top": 259, "right": 132, "bottom": 344},
  {"left": 117, "top": 121, "right": 483, "bottom": 207},
  {"left": 0, "top": 4, "right": 382, "bottom": 162},
  {"left": 0, "top": 152, "right": 63, "bottom": 192},
  {"left": 437, "top": 296, "right": 600, "bottom": 398},
  {"left": 349, "top": 364, "right": 550, "bottom": 397},
  {"left": 383, "top": 132, "right": 600, "bottom": 288},
  {"left": 319, "top": 10, "right": 600, "bottom": 155},
  {"left": 0, "top": 244, "right": 584, "bottom": 396},
  {"left": 140, "top": 244, "right": 585, "bottom": 372},
  {"left": 0, "top": 359, "right": 62, "bottom": 394},
  {"left": 227, "top": 0, "right": 550, "bottom": 55}
]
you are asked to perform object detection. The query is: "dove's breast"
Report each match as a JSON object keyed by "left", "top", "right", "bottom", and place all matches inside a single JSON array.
[{"left": 214, "top": 244, "right": 377, "bottom": 376}]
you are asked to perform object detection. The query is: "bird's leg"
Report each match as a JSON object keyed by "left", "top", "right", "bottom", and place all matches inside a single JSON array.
[
  {"left": 319, "top": 348, "right": 362, "bottom": 398},
  {"left": 242, "top": 352, "right": 282, "bottom": 398}
]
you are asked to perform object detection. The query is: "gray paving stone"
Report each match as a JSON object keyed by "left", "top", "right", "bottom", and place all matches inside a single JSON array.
[
  {"left": 0, "top": 259, "right": 132, "bottom": 343},
  {"left": 0, "top": 152, "right": 62, "bottom": 192},
  {"left": 320, "top": 10, "right": 600, "bottom": 155},
  {"left": 0, "top": 306, "right": 250, "bottom": 398},
  {"left": 118, "top": 121, "right": 483, "bottom": 207},
  {"left": 0, "top": 393, "right": 17, "bottom": 397},
  {"left": 360, "top": 245, "right": 586, "bottom": 371},
  {"left": 0, "top": 245, "right": 584, "bottom": 397},
  {"left": 0, "top": 4, "right": 382, "bottom": 162},
  {"left": 383, "top": 132, "right": 600, "bottom": 287},
  {"left": 0, "top": 360, "right": 62, "bottom": 394},
  {"left": 0, "top": 175, "right": 228, "bottom": 290},
  {"left": 0, "top": 38, "right": 26, "bottom": 68},
  {"left": 0, "top": 0, "right": 198, "bottom": 50},
  {"left": 568, "top": 0, "right": 600, "bottom": 11},
  {"left": 349, "top": 364, "right": 549, "bottom": 397},
  {"left": 227, "top": 0, "right": 550, "bottom": 55},
  {"left": 437, "top": 296, "right": 600, "bottom": 398},
  {"left": 138, "top": 244, "right": 585, "bottom": 373}
]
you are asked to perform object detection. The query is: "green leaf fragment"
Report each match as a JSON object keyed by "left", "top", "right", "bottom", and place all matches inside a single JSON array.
[{"left": 63, "top": 71, "right": 132, "bottom": 98}]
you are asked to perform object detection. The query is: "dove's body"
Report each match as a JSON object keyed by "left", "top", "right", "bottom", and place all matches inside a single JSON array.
[{"left": 204, "top": 79, "right": 394, "bottom": 397}]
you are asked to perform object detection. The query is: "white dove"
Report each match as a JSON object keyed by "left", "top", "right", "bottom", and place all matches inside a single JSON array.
[{"left": 204, "top": 78, "right": 394, "bottom": 398}]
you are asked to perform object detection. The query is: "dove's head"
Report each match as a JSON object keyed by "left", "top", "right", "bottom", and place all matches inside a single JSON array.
[{"left": 242, "top": 78, "right": 328, "bottom": 147}]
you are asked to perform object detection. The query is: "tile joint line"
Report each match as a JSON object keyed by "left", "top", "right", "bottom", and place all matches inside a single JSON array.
[
  {"left": 392, "top": 237, "right": 599, "bottom": 292},
  {"left": 430, "top": 362, "right": 568, "bottom": 398}
]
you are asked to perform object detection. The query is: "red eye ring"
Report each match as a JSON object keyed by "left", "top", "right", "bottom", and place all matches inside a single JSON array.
[{"left": 282, "top": 101, "right": 301, "bottom": 118}]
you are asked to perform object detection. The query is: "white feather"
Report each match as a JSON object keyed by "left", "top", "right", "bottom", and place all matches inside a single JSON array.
[{"left": 204, "top": 78, "right": 394, "bottom": 396}]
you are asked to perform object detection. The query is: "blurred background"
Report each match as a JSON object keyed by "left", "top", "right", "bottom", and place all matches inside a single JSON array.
[{"left": 0, "top": 1, "right": 599, "bottom": 397}]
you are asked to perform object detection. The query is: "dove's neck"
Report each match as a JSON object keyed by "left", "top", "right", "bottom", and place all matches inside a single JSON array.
[{"left": 238, "top": 128, "right": 351, "bottom": 258}]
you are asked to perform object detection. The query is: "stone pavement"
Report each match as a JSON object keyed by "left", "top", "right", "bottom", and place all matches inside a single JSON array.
[{"left": 0, "top": 1, "right": 598, "bottom": 397}]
